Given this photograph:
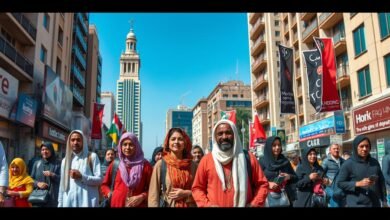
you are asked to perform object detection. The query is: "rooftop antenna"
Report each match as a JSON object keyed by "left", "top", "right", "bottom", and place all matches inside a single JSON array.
[
  {"left": 179, "top": 91, "right": 191, "bottom": 107},
  {"left": 129, "top": 19, "right": 134, "bottom": 30}
]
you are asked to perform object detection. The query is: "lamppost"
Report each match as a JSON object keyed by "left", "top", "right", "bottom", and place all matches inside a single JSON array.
[{"left": 241, "top": 121, "right": 246, "bottom": 150}]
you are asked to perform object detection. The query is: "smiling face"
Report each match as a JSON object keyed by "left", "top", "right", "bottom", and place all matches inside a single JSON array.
[
  {"left": 192, "top": 147, "right": 204, "bottom": 163},
  {"left": 169, "top": 131, "right": 185, "bottom": 157},
  {"left": 307, "top": 150, "right": 317, "bottom": 165},
  {"left": 215, "top": 123, "right": 234, "bottom": 152},
  {"left": 271, "top": 139, "right": 282, "bottom": 157},
  {"left": 121, "top": 139, "right": 136, "bottom": 157},
  {"left": 11, "top": 164, "right": 21, "bottom": 176}
]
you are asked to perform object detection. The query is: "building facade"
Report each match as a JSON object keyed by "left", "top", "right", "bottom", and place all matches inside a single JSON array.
[
  {"left": 248, "top": 13, "right": 390, "bottom": 160},
  {"left": 192, "top": 99, "right": 208, "bottom": 152},
  {"left": 166, "top": 105, "right": 193, "bottom": 141},
  {"left": 101, "top": 91, "right": 115, "bottom": 128},
  {"left": 116, "top": 27, "right": 141, "bottom": 141}
]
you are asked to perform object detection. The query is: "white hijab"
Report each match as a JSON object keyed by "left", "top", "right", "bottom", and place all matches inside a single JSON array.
[
  {"left": 61, "top": 130, "right": 89, "bottom": 192},
  {"left": 211, "top": 119, "right": 247, "bottom": 207}
]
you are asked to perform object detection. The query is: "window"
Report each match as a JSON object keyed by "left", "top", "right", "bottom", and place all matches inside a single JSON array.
[
  {"left": 223, "top": 94, "right": 228, "bottom": 98},
  {"left": 357, "top": 66, "right": 372, "bottom": 98},
  {"left": 58, "top": 26, "right": 63, "bottom": 46},
  {"left": 378, "top": 13, "right": 390, "bottom": 39},
  {"left": 40, "top": 45, "right": 47, "bottom": 63},
  {"left": 275, "top": 31, "right": 280, "bottom": 37},
  {"left": 275, "top": 20, "right": 280, "bottom": 26},
  {"left": 385, "top": 54, "right": 390, "bottom": 87},
  {"left": 353, "top": 25, "right": 366, "bottom": 56},
  {"left": 276, "top": 41, "right": 280, "bottom": 46},
  {"left": 56, "top": 57, "right": 62, "bottom": 75},
  {"left": 232, "top": 94, "right": 238, "bottom": 98},
  {"left": 43, "top": 13, "right": 50, "bottom": 31}
]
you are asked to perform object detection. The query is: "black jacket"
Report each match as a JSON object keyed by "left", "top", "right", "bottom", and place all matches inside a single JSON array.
[
  {"left": 259, "top": 136, "right": 298, "bottom": 203},
  {"left": 293, "top": 147, "right": 325, "bottom": 207},
  {"left": 337, "top": 135, "right": 387, "bottom": 207},
  {"left": 382, "top": 140, "right": 390, "bottom": 191}
]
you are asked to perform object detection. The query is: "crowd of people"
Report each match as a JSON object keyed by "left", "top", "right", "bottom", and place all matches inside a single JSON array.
[{"left": 0, "top": 118, "right": 389, "bottom": 208}]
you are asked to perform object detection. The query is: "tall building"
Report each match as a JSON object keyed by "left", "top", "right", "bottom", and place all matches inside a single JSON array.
[
  {"left": 206, "top": 80, "right": 252, "bottom": 150},
  {"left": 166, "top": 105, "right": 193, "bottom": 141},
  {"left": 116, "top": 27, "right": 141, "bottom": 141},
  {"left": 101, "top": 91, "right": 115, "bottom": 128},
  {"left": 0, "top": 13, "right": 74, "bottom": 161},
  {"left": 248, "top": 13, "right": 390, "bottom": 160},
  {"left": 85, "top": 24, "right": 102, "bottom": 120},
  {"left": 192, "top": 98, "right": 208, "bottom": 152}
]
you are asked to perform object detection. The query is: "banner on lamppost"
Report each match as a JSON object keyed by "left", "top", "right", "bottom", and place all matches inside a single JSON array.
[{"left": 278, "top": 44, "right": 295, "bottom": 114}]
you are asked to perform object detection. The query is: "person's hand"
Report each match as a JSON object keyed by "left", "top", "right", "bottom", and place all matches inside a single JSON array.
[
  {"left": 43, "top": 171, "right": 54, "bottom": 177},
  {"left": 125, "top": 194, "right": 144, "bottom": 207},
  {"left": 6, "top": 190, "right": 18, "bottom": 197},
  {"left": 322, "top": 178, "right": 330, "bottom": 185},
  {"left": 268, "top": 182, "right": 280, "bottom": 190},
  {"left": 69, "top": 169, "right": 82, "bottom": 180},
  {"left": 356, "top": 178, "right": 374, "bottom": 187},
  {"left": 168, "top": 188, "right": 188, "bottom": 201},
  {"left": 37, "top": 182, "right": 49, "bottom": 189},
  {"left": 309, "top": 173, "right": 319, "bottom": 181},
  {"left": 279, "top": 173, "right": 290, "bottom": 181}
]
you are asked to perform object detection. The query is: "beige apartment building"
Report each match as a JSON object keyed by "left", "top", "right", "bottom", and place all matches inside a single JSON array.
[
  {"left": 192, "top": 98, "right": 208, "bottom": 152},
  {"left": 205, "top": 80, "right": 252, "bottom": 150},
  {"left": 248, "top": 12, "right": 390, "bottom": 160}
]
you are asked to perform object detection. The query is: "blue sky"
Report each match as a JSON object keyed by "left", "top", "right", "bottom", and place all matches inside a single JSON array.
[{"left": 90, "top": 13, "right": 251, "bottom": 160}]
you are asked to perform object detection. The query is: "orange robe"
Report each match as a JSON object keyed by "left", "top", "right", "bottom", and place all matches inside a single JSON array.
[{"left": 192, "top": 153, "right": 269, "bottom": 207}]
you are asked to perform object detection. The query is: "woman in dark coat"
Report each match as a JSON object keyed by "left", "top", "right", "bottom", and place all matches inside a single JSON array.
[
  {"left": 294, "top": 147, "right": 328, "bottom": 207},
  {"left": 101, "top": 149, "right": 116, "bottom": 178},
  {"left": 259, "top": 136, "right": 297, "bottom": 206},
  {"left": 150, "top": 146, "right": 163, "bottom": 167},
  {"left": 337, "top": 135, "right": 387, "bottom": 207},
  {"left": 30, "top": 142, "right": 61, "bottom": 207}
]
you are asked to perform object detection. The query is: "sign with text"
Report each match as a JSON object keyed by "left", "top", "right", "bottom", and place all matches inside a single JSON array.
[
  {"left": 0, "top": 68, "right": 19, "bottom": 119},
  {"left": 352, "top": 96, "right": 390, "bottom": 135},
  {"left": 299, "top": 112, "right": 345, "bottom": 141},
  {"left": 16, "top": 93, "right": 37, "bottom": 127},
  {"left": 299, "top": 136, "right": 331, "bottom": 148},
  {"left": 41, "top": 121, "right": 68, "bottom": 144}
]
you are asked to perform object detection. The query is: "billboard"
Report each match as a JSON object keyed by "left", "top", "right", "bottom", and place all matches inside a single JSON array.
[
  {"left": 15, "top": 93, "right": 37, "bottom": 127},
  {"left": 0, "top": 67, "right": 19, "bottom": 119},
  {"left": 42, "top": 65, "right": 73, "bottom": 129},
  {"left": 299, "top": 112, "right": 345, "bottom": 141}
]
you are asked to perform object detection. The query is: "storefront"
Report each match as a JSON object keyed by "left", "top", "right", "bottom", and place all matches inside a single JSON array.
[
  {"left": 299, "top": 111, "right": 345, "bottom": 159},
  {"left": 352, "top": 95, "right": 390, "bottom": 164},
  {"left": 37, "top": 120, "right": 68, "bottom": 159}
]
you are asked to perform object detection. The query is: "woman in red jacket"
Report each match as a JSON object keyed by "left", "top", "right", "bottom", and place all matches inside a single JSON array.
[{"left": 101, "top": 132, "right": 152, "bottom": 207}]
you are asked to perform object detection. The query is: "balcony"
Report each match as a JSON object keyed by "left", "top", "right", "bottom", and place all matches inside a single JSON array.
[
  {"left": 98, "top": 55, "right": 102, "bottom": 65},
  {"left": 298, "top": 105, "right": 304, "bottom": 117},
  {"left": 301, "top": 13, "right": 316, "bottom": 21},
  {"left": 292, "top": 31, "right": 299, "bottom": 46},
  {"left": 302, "top": 19, "right": 319, "bottom": 44},
  {"left": 250, "top": 17, "right": 265, "bottom": 40},
  {"left": 0, "top": 13, "right": 36, "bottom": 46},
  {"left": 0, "top": 35, "right": 33, "bottom": 80},
  {"left": 297, "top": 85, "right": 302, "bottom": 98},
  {"left": 253, "top": 73, "right": 268, "bottom": 91},
  {"left": 251, "top": 54, "right": 267, "bottom": 73},
  {"left": 319, "top": 13, "right": 343, "bottom": 30},
  {"left": 71, "top": 84, "right": 85, "bottom": 106},
  {"left": 291, "top": 15, "right": 297, "bottom": 29},
  {"left": 251, "top": 34, "right": 266, "bottom": 57},
  {"left": 337, "top": 64, "right": 350, "bottom": 88},
  {"left": 295, "top": 50, "right": 300, "bottom": 63},
  {"left": 342, "top": 98, "right": 352, "bottom": 112},
  {"left": 97, "top": 64, "right": 102, "bottom": 75},
  {"left": 249, "top": 13, "right": 261, "bottom": 25},
  {"left": 296, "top": 67, "right": 301, "bottom": 79},
  {"left": 97, "top": 74, "right": 101, "bottom": 84},
  {"left": 73, "top": 46, "right": 87, "bottom": 70},
  {"left": 333, "top": 31, "right": 346, "bottom": 56},
  {"left": 259, "top": 112, "right": 270, "bottom": 125},
  {"left": 75, "top": 25, "right": 87, "bottom": 53},
  {"left": 283, "top": 13, "right": 288, "bottom": 21},
  {"left": 76, "top": 13, "right": 88, "bottom": 35},
  {"left": 254, "top": 94, "right": 269, "bottom": 109},
  {"left": 71, "top": 64, "right": 85, "bottom": 88}
]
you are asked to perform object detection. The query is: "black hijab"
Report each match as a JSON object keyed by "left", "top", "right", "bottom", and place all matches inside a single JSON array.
[
  {"left": 351, "top": 135, "right": 372, "bottom": 163},
  {"left": 300, "top": 147, "right": 322, "bottom": 174},
  {"left": 150, "top": 146, "right": 163, "bottom": 166},
  {"left": 41, "top": 142, "right": 56, "bottom": 164},
  {"left": 262, "top": 136, "right": 290, "bottom": 171}
]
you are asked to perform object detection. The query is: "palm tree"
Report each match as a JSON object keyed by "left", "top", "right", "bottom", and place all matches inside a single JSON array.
[{"left": 235, "top": 108, "right": 252, "bottom": 150}]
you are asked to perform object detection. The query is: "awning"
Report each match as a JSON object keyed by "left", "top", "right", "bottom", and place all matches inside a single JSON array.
[{"left": 285, "top": 142, "right": 299, "bottom": 152}]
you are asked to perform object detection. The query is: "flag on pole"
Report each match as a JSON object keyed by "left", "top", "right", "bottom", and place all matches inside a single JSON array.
[
  {"left": 278, "top": 44, "right": 296, "bottom": 114},
  {"left": 106, "top": 113, "right": 123, "bottom": 145},
  {"left": 91, "top": 103, "right": 104, "bottom": 139},
  {"left": 221, "top": 110, "right": 236, "bottom": 124},
  {"left": 249, "top": 114, "right": 266, "bottom": 148}
]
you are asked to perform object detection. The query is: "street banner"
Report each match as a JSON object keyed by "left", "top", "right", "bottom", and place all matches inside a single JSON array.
[
  {"left": 249, "top": 114, "right": 266, "bottom": 148},
  {"left": 303, "top": 49, "right": 322, "bottom": 112},
  {"left": 106, "top": 113, "right": 123, "bottom": 145},
  {"left": 91, "top": 103, "right": 104, "bottom": 139},
  {"left": 278, "top": 44, "right": 295, "bottom": 114},
  {"left": 15, "top": 93, "right": 37, "bottom": 127},
  {"left": 0, "top": 67, "right": 19, "bottom": 119},
  {"left": 314, "top": 37, "right": 341, "bottom": 112},
  {"left": 221, "top": 110, "right": 236, "bottom": 124}
]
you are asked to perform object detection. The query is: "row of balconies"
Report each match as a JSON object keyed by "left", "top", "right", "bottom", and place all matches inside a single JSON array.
[
  {"left": 71, "top": 64, "right": 85, "bottom": 88},
  {"left": 71, "top": 83, "right": 85, "bottom": 106},
  {"left": 74, "top": 24, "right": 87, "bottom": 53},
  {"left": 76, "top": 13, "right": 88, "bottom": 35},
  {"left": 11, "top": 13, "right": 37, "bottom": 41},
  {"left": 0, "top": 35, "right": 33, "bottom": 78},
  {"left": 73, "top": 45, "right": 87, "bottom": 70}
]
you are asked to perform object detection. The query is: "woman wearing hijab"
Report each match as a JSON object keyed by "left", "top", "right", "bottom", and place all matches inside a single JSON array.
[
  {"left": 148, "top": 128, "right": 197, "bottom": 207},
  {"left": 7, "top": 158, "right": 34, "bottom": 207},
  {"left": 259, "top": 136, "right": 297, "bottom": 206},
  {"left": 337, "top": 135, "right": 386, "bottom": 207},
  {"left": 30, "top": 142, "right": 61, "bottom": 207},
  {"left": 294, "top": 147, "right": 329, "bottom": 207},
  {"left": 150, "top": 146, "right": 163, "bottom": 167},
  {"left": 101, "top": 132, "right": 153, "bottom": 207}
]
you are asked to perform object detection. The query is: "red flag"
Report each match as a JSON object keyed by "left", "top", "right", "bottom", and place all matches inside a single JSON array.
[
  {"left": 221, "top": 110, "right": 236, "bottom": 124},
  {"left": 314, "top": 37, "right": 341, "bottom": 112},
  {"left": 250, "top": 114, "right": 266, "bottom": 148},
  {"left": 91, "top": 103, "right": 104, "bottom": 139}
]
